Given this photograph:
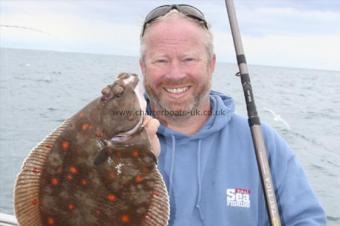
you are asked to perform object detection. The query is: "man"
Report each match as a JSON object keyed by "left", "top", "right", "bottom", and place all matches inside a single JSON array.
[{"left": 139, "top": 4, "right": 326, "bottom": 226}]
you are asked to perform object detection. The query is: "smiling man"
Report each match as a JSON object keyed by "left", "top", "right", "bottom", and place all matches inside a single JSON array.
[
  {"left": 139, "top": 4, "right": 326, "bottom": 226},
  {"left": 140, "top": 6, "right": 215, "bottom": 135}
]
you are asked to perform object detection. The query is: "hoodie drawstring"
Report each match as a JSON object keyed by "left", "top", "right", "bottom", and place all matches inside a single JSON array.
[
  {"left": 167, "top": 135, "right": 177, "bottom": 225},
  {"left": 168, "top": 135, "right": 204, "bottom": 223},
  {"left": 169, "top": 135, "right": 176, "bottom": 196},
  {"left": 196, "top": 139, "right": 204, "bottom": 221}
]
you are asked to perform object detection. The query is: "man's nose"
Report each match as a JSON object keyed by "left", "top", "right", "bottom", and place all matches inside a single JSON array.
[{"left": 167, "top": 60, "right": 186, "bottom": 80}]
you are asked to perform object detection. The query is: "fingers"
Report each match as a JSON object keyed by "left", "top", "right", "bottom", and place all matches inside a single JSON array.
[
  {"left": 143, "top": 115, "right": 160, "bottom": 133},
  {"left": 142, "top": 116, "right": 161, "bottom": 158}
]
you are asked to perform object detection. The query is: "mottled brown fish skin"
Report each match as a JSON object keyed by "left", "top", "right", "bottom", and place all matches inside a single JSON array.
[{"left": 39, "top": 73, "right": 161, "bottom": 226}]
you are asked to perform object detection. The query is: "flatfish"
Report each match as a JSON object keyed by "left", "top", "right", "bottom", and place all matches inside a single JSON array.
[{"left": 14, "top": 73, "right": 169, "bottom": 226}]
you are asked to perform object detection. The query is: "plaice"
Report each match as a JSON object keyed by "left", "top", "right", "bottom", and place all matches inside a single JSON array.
[{"left": 14, "top": 73, "right": 169, "bottom": 226}]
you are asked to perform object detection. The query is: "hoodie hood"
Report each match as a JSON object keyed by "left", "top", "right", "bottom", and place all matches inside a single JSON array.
[{"left": 146, "top": 90, "right": 235, "bottom": 140}]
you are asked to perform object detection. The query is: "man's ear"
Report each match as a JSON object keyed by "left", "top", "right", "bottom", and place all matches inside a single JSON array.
[
  {"left": 209, "top": 54, "right": 216, "bottom": 74},
  {"left": 139, "top": 58, "right": 146, "bottom": 75}
]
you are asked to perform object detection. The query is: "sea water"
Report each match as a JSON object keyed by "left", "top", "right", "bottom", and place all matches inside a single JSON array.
[{"left": 0, "top": 48, "right": 339, "bottom": 225}]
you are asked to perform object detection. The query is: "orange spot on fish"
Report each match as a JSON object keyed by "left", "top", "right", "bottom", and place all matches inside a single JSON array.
[
  {"left": 107, "top": 194, "right": 117, "bottom": 202},
  {"left": 135, "top": 175, "right": 143, "bottom": 183},
  {"left": 61, "top": 141, "right": 70, "bottom": 151},
  {"left": 68, "top": 203, "right": 76, "bottom": 210},
  {"left": 47, "top": 217, "right": 55, "bottom": 225},
  {"left": 80, "top": 179, "right": 88, "bottom": 186},
  {"left": 81, "top": 123, "right": 91, "bottom": 130},
  {"left": 132, "top": 149, "right": 140, "bottom": 158},
  {"left": 69, "top": 166, "right": 78, "bottom": 174},
  {"left": 32, "top": 198, "right": 39, "bottom": 206},
  {"left": 121, "top": 214, "right": 130, "bottom": 223},
  {"left": 51, "top": 178, "right": 59, "bottom": 186}
]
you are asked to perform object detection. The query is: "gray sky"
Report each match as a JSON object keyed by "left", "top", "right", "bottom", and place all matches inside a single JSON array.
[{"left": 1, "top": 0, "right": 340, "bottom": 71}]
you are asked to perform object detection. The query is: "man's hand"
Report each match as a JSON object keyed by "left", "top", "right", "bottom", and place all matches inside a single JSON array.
[{"left": 142, "top": 116, "right": 161, "bottom": 158}]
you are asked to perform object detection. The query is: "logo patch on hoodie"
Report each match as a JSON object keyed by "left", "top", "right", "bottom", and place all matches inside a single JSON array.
[{"left": 226, "top": 188, "right": 251, "bottom": 208}]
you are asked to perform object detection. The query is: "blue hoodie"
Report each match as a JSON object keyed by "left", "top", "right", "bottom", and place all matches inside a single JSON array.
[{"left": 147, "top": 91, "right": 326, "bottom": 226}]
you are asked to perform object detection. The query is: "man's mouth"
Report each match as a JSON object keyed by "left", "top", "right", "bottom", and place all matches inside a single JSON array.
[{"left": 164, "top": 86, "right": 190, "bottom": 94}]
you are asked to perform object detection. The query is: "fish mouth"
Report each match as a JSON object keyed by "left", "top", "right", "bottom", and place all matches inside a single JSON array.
[
  {"left": 111, "top": 116, "right": 144, "bottom": 143},
  {"left": 94, "top": 116, "right": 144, "bottom": 166}
]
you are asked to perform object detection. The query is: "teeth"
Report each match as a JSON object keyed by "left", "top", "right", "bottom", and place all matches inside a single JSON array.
[{"left": 165, "top": 87, "right": 188, "bottom": 94}]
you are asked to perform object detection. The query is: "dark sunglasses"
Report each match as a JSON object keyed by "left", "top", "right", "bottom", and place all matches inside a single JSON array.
[{"left": 141, "top": 4, "right": 208, "bottom": 36}]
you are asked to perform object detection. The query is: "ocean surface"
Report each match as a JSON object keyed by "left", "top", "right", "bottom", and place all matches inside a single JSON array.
[{"left": 0, "top": 48, "right": 339, "bottom": 225}]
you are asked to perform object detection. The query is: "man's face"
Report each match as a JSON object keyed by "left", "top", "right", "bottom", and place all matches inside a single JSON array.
[{"left": 140, "top": 16, "right": 216, "bottom": 116}]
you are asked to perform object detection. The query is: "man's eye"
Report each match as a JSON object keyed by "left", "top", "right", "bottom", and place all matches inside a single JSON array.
[
  {"left": 156, "top": 59, "right": 168, "bottom": 63},
  {"left": 184, "top": 58, "right": 195, "bottom": 62}
]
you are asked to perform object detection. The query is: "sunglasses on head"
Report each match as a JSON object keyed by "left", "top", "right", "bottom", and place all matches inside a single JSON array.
[{"left": 141, "top": 4, "right": 208, "bottom": 36}]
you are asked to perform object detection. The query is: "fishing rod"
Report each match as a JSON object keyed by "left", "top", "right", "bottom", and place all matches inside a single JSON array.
[
  {"left": 0, "top": 24, "right": 52, "bottom": 36},
  {"left": 224, "top": 0, "right": 282, "bottom": 225}
]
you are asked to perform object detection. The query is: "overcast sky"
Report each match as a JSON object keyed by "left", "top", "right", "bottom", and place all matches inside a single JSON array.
[{"left": 1, "top": 0, "right": 340, "bottom": 71}]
